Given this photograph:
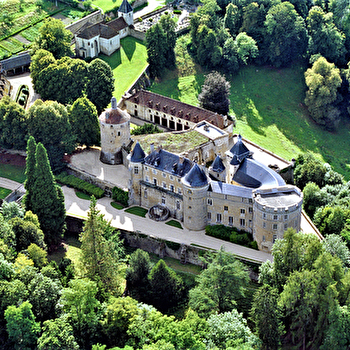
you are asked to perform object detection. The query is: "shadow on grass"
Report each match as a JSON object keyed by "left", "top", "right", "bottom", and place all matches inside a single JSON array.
[{"left": 123, "top": 36, "right": 136, "bottom": 61}]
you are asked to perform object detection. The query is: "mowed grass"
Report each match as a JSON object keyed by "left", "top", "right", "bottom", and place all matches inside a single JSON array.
[
  {"left": 91, "top": 0, "right": 122, "bottom": 12},
  {"left": 125, "top": 206, "right": 148, "bottom": 217},
  {"left": 111, "top": 201, "right": 125, "bottom": 210},
  {"left": 100, "top": 36, "right": 148, "bottom": 101},
  {"left": 0, "top": 187, "right": 12, "bottom": 199},
  {"left": 166, "top": 219, "right": 183, "bottom": 229},
  {"left": 75, "top": 191, "right": 92, "bottom": 201},
  {"left": 150, "top": 63, "right": 350, "bottom": 179},
  {"left": 0, "top": 164, "right": 26, "bottom": 183}
]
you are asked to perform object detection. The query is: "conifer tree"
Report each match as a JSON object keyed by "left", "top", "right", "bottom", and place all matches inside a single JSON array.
[
  {"left": 24, "top": 136, "right": 37, "bottom": 213},
  {"left": 31, "top": 143, "right": 66, "bottom": 247},
  {"left": 80, "top": 197, "right": 123, "bottom": 295}
]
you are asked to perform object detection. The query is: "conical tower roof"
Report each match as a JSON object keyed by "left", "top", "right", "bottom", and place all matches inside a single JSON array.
[
  {"left": 212, "top": 155, "right": 225, "bottom": 173},
  {"left": 230, "top": 154, "right": 240, "bottom": 166},
  {"left": 130, "top": 141, "right": 145, "bottom": 163},
  {"left": 229, "top": 134, "right": 250, "bottom": 158},
  {"left": 183, "top": 163, "right": 208, "bottom": 187},
  {"left": 119, "top": 0, "right": 133, "bottom": 13}
]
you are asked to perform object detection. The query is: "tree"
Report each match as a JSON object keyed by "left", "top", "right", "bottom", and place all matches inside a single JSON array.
[
  {"left": 37, "top": 316, "right": 79, "bottom": 350},
  {"left": 0, "top": 96, "right": 27, "bottom": 149},
  {"left": 224, "top": 3, "right": 240, "bottom": 36},
  {"left": 148, "top": 259, "right": 184, "bottom": 312},
  {"left": 86, "top": 59, "right": 115, "bottom": 114},
  {"left": 5, "top": 301, "right": 40, "bottom": 350},
  {"left": 0, "top": 201, "right": 24, "bottom": 220},
  {"left": 235, "top": 32, "right": 259, "bottom": 65},
  {"left": 58, "top": 278, "right": 101, "bottom": 349},
  {"left": 30, "top": 143, "right": 66, "bottom": 247},
  {"left": 305, "top": 56, "right": 342, "bottom": 130},
  {"left": 198, "top": 71, "right": 231, "bottom": 115},
  {"left": 302, "top": 182, "right": 325, "bottom": 218},
  {"left": 264, "top": 2, "right": 307, "bottom": 67},
  {"left": 27, "top": 243, "right": 48, "bottom": 268},
  {"left": 206, "top": 310, "right": 260, "bottom": 349},
  {"left": 314, "top": 205, "right": 350, "bottom": 236},
  {"left": 189, "top": 248, "right": 249, "bottom": 318},
  {"left": 126, "top": 249, "right": 151, "bottom": 301},
  {"left": 159, "top": 14, "right": 177, "bottom": 69},
  {"left": 196, "top": 25, "right": 222, "bottom": 68},
  {"left": 24, "top": 136, "right": 37, "bottom": 213},
  {"left": 33, "top": 17, "right": 73, "bottom": 59},
  {"left": 69, "top": 96, "right": 100, "bottom": 147},
  {"left": 251, "top": 285, "right": 283, "bottom": 349},
  {"left": 80, "top": 197, "right": 123, "bottom": 295},
  {"left": 146, "top": 23, "right": 167, "bottom": 78},
  {"left": 27, "top": 100, "right": 75, "bottom": 171},
  {"left": 322, "top": 234, "right": 350, "bottom": 268},
  {"left": 306, "top": 6, "right": 346, "bottom": 66}
]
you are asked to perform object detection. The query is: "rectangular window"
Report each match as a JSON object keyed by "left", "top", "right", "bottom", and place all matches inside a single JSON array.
[
  {"left": 208, "top": 198, "right": 213, "bottom": 205},
  {"left": 145, "top": 166, "right": 148, "bottom": 171},
  {"left": 224, "top": 195, "right": 228, "bottom": 200},
  {"left": 249, "top": 207, "right": 253, "bottom": 214},
  {"left": 249, "top": 219, "right": 252, "bottom": 227},
  {"left": 240, "top": 208, "right": 245, "bottom": 214},
  {"left": 263, "top": 222, "right": 266, "bottom": 228},
  {"left": 229, "top": 216, "right": 233, "bottom": 226},
  {"left": 170, "top": 185, "right": 174, "bottom": 192},
  {"left": 284, "top": 223, "right": 288, "bottom": 230},
  {"left": 249, "top": 198, "right": 253, "bottom": 204},
  {"left": 240, "top": 218, "right": 245, "bottom": 227},
  {"left": 152, "top": 169, "right": 157, "bottom": 175},
  {"left": 178, "top": 188, "right": 182, "bottom": 195},
  {"left": 274, "top": 214, "right": 278, "bottom": 220},
  {"left": 208, "top": 212, "right": 211, "bottom": 221},
  {"left": 144, "top": 189, "right": 147, "bottom": 198},
  {"left": 263, "top": 213, "right": 267, "bottom": 219},
  {"left": 153, "top": 179, "right": 157, "bottom": 186},
  {"left": 176, "top": 201, "right": 180, "bottom": 210},
  {"left": 273, "top": 224, "right": 278, "bottom": 230},
  {"left": 170, "top": 175, "right": 173, "bottom": 180},
  {"left": 161, "top": 196, "right": 165, "bottom": 205},
  {"left": 216, "top": 213, "right": 222, "bottom": 223},
  {"left": 263, "top": 235, "right": 266, "bottom": 242},
  {"left": 162, "top": 173, "right": 166, "bottom": 178},
  {"left": 284, "top": 214, "right": 288, "bottom": 220},
  {"left": 273, "top": 234, "right": 277, "bottom": 243},
  {"left": 134, "top": 166, "right": 138, "bottom": 175},
  {"left": 224, "top": 206, "right": 228, "bottom": 211},
  {"left": 162, "top": 182, "right": 166, "bottom": 189}
]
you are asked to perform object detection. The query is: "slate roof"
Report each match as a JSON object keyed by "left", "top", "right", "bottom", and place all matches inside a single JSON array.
[
  {"left": 233, "top": 158, "right": 285, "bottom": 189},
  {"left": 0, "top": 51, "right": 31, "bottom": 71},
  {"left": 145, "top": 149, "right": 192, "bottom": 177},
  {"left": 130, "top": 141, "right": 146, "bottom": 163},
  {"left": 183, "top": 163, "right": 208, "bottom": 188},
  {"left": 99, "top": 107, "right": 130, "bottom": 124},
  {"left": 119, "top": 0, "right": 133, "bottom": 13},
  {"left": 209, "top": 181, "right": 253, "bottom": 198},
  {"left": 126, "top": 90, "right": 232, "bottom": 130},
  {"left": 229, "top": 134, "right": 251, "bottom": 161},
  {"left": 212, "top": 155, "right": 225, "bottom": 173}
]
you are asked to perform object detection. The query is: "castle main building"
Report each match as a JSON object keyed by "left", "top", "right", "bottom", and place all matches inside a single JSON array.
[{"left": 128, "top": 135, "right": 303, "bottom": 252}]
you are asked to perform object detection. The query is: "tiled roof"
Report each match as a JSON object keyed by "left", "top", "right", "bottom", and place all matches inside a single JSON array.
[
  {"left": 145, "top": 148, "right": 192, "bottom": 177},
  {"left": 76, "top": 23, "right": 100, "bottom": 39},
  {"left": 105, "top": 17, "right": 128, "bottom": 33},
  {"left": 119, "top": 0, "right": 133, "bottom": 13},
  {"left": 126, "top": 90, "right": 231, "bottom": 129},
  {"left": 130, "top": 141, "right": 146, "bottom": 163},
  {"left": 183, "top": 163, "right": 208, "bottom": 188},
  {"left": 99, "top": 107, "right": 130, "bottom": 124}
]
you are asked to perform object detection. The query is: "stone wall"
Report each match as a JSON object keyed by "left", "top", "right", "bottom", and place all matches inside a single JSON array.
[
  {"left": 65, "top": 10, "right": 103, "bottom": 36},
  {"left": 130, "top": 28, "right": 146, "bottom": 41},
  {"left": 132, "top": 0, "right": 147, "bottom": 9}
]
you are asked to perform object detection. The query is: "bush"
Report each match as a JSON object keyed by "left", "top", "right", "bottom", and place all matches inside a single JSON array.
[
  {"left": 173, "top": 9, "right": 182, "bottom": 14},
  {"left": 55, "top": 172, "right": 104, "bottom": 198},
  {"left": 131, "top": 123, "right": 162, "bottom": 135},
  {"left": 112, "top": 186, "right": 129, "bottom": 206},
  {"left": 205, "top": 225, "right": 258, "bottom": 250}
]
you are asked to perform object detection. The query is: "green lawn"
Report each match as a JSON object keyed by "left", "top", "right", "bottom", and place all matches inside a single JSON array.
[
  {"left": 91, "top": 0, "right": 122, "bottom": 12},
  {"left": 111, "top": 201, "right": 125, "bottom": 210},
  {"left": 0, "top": 187, "right": 12, "bottom": 199},
  {"left": 150, "top": 63, "right": 350, "bottom": 180},
  {"left": 100, "top": 36, "right": 148, "bottom": 101},
  {"left": 166, "top": 219, "right": 183, "bottom": 229},
  {"left": 75, "top": 191, "right": 92, "bottom": 200},
  {"left": 0, "top": 164, "right": 26, "bottom": 183},
  {"left": 125, "top": 206, "right": 148, "bottom": 217}
]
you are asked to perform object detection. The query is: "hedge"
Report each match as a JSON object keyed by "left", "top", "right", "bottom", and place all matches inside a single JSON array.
[
  {"left": 112, "top": 186, "right": 128, "bottom": 206},
  {"left": 205, "top": 224, "right": 258, "bottom": 250},
  {"left": 56, "top": 172, "right": 104, "bottom": 198}
]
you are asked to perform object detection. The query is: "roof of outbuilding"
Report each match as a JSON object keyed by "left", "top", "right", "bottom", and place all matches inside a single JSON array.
[
  {"left": 145, "top": 148, "right": 192, "bottom": 177},
  {"left": 119, "top": 0, "right": 133, "bottom": 13},
  {"left": 233, "top": 158, "right": 285, "bottom": 189},
  {"left": 183, "top": 163, "right": 208, "bottom": 188},
  {"left": 130, "top": 141, "right": 146, "bottom": 163},
  {"left": 0, "top": 51, "right": 31, "bottom": 71},
  {"left": 125, "top": 90, "right": 231, "bottom": 130},
  {"left": 212, "top": 155, "right": 225, "bottom": 173}
]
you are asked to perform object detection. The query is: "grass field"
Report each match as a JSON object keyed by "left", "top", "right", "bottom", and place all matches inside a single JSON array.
[
  {"left": 0, "top": 187, "right": 12, "bottom": 199},
  {"left": 125, "top": 206, "right": 148, "bottom": 217},
  {"left": 91, "top": 0, "right": 122, "bottom": 12},
  {"left": 166, "top": 219, "right": 183, "bottom": 229},
  {"left": 0, "top": 164, "right": 26, "bottom": 183},
  {"left": 111, "top": 201, "right": 125, "bottom": 210},
  {"left": 150, "top": 62, "right": 350, "bottom": 179},
  {"left": 100, "top": 36, "right": 148, "bottom": 101},
  {"left": 75, "top": 191, "right": 92, "bottom": 200}
]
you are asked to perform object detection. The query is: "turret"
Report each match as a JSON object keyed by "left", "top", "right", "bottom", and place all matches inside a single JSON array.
[
  {"left": 209, "top": 155, "right": 226, "bottom": 182},
  {"left": 128, "top": 141, "right": 145, "bottom": 205},
  {"left": 118, "top": 0, "right": 134, "bottom": 26}
]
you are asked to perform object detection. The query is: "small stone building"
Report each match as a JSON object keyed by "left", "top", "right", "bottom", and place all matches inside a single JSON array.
[
  {"left": 75, "top": 0, "right": 134, "bottom": 58},
  {"left": 99, "top": 97, "right": 131, "bottom": 165}
]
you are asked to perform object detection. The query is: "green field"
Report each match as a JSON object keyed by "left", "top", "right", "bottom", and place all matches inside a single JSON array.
[
  {"left": 150, "top": 63, "right": 350, "bottom": 180},
  {"left": 20, "top": 21, "right": 44, "bottom": 41},
  {"left": 91, "top": 0, "right": 122, "bottom": 12},
  {"left": 0, "top": 164, "right": 26, "bottom": 183},
  {"left": 0, "top": 187, "right": 12, "bottom": 199},
  {"left": 100, "top": 36, "right": 148, "bottom": 101},
  {"left": 0, "top": 37, "right": 25, "bottom": 54},
  {"left": 125, "top": 206, "right": 148, "bottom": 217}
]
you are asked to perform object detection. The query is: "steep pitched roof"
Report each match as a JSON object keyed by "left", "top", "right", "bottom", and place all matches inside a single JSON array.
[
  {"left": 106, "top": 17, "right": 129, "bottom": 32},
  {"left": 119, "top": 0, "right": 133, "bottom": 13},
  {"left": 229, "top": 134, "right": 251, "bottom": 161},
  {"left": 126, "top": 90, "right": 231, "bottom": 130},
  {"left": 76, "top": 22, "right": 100, "bottom": 39},
  {"left": 183, "top": 163, "right": 208, "bottom": 188},
  {"left": 212, "top": 155, "right": 225, "bottom": 173},
  {"left": 145, "top": 149, "right": 192, "bottom": 177},
  {"left": 130, "top": 141, "right": 146, "bottom": 163}
]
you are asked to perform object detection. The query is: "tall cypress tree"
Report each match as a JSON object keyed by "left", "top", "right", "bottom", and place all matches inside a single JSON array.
[
  {"left": 24, "top": 136, "right": 37, "bottom": 213},
  {"left": 31, "top": 143, "right": 65, "bottom": 247}
]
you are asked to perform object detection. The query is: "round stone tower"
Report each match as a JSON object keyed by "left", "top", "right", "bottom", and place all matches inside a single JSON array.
[
  {"left": 99, "top": 97, "right": 131, "bottom": 165},
  {"left": 182, "top": 163, "right": 209, "bottom": 230}
]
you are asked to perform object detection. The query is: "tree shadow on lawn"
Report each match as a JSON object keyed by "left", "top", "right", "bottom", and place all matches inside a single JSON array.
[
  {"left": 101, "top": 50, "right": 121, "bottom": 70},
  {"left": 122, "top": 37, "right": 136, "bottom": 61}
]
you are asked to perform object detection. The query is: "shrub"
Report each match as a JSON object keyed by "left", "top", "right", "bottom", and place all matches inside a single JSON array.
[
  {"left": 112, "top": 186, "right": 129, "bottom": 206},
  {"left": 174, "top": 9, "right": 182, "bottom": 14},
  {"left": 131, "top": 123, "right": 162, "bottom": 135},
  {"left": 55, "top": 172, "right": 104, "bottom": 198}
]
